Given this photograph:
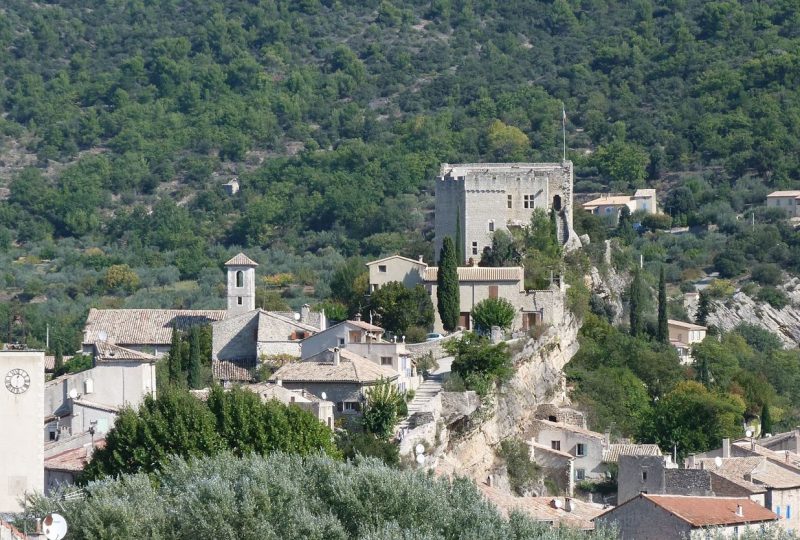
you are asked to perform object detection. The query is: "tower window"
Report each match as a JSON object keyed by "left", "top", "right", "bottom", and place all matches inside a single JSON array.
[
  {"left": 237, "top": 297, "right": 243, "bottom": 305},
  {"left": 472, "top": 242, "right": 478, "bottom": 255},
  {"left": 236, "top": 270, "right": 243, "bottom": 288},
  {"left": 524, "top": 195, "right": 535, "bottom": 209},
  {"left": 488, "top": 220, "right": 495, "bottom": 232},
  {"left": 507, "top": 194, "right": 512, "bottom": 208}
]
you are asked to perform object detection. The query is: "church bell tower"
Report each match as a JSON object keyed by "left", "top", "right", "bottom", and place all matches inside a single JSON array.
[{"left": 224, "top": 253, "right": 258, "bottom": 315}]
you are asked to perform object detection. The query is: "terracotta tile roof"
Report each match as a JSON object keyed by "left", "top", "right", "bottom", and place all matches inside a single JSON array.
[
  {"left": 212, "top": 359, "right": 256, "bottom": 382},
  {"left": 366, "top": 255, "right": 426, "bottom": 267},
  {"left": 732, "top": 441, "right": 800, "bottom": 471},
  {"left": 260, "top": 311, "right": 320, "bottom": 334},
  {"left": 479, "top": 486, "right": 604, "bottom": 530},
  {"left": 224, "top": 252, "right": 259, "bottom": 266},
  {"left": 582, "top": 195, "right": 635, "bottom": 208},
  {"left": 94, "top": 342, "right": 156, "bottom": 363},
  {"left": 44, "top": 354, "right": 73, "bottom": 371},
  {"left": 668, "top": 319, "right": 707, "bottom": 330},
  {"left": 423, "top": 266, "right": 524, "bottom": 282},
  {"left": 0, "top": 518, "right": 26, "bottom": 539},
  {"left": 603, "top": 443, "right": 662, "bottom": 463},
  {"left": 271, "top": 310, "right": 325, "bottom": 331},
  {"left": 270, "top": 348, "right": 398, "bottom": 384},
  {"left": 640, "top": 494, "right": 777, "bottom": 527},
  {"left": 83, "top": 308, "right": 226, "bottom": 346},
  {"left": 345, "top": 320, "right": 384, "bottom": 332},
  {"left": 534, "top": 419, "right": 606, "bottom": 440},
  {"left": 72, "top": 399, "right": 120, "bottom": 413},
  {"left": 44, "top": 439, "right": 106, "bottom": 472},
  {"left": 767, "top": 191, "right": 800, "bottom": 198},
  {"left": 759, "top": 430, "right": 799, "bottom": 446},
  {"left": 692, "top": 457, "right": 767, "bottom": 492}
]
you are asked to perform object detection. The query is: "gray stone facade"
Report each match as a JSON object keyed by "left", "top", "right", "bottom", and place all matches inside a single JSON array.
[{"left": 434, "top": 162, "right": 576, "bottom": 261}]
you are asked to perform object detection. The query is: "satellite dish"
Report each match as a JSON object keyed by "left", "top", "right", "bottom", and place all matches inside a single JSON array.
[
  {"left": 43, "top": 513, "right": 68, "bottom": 540},
  {"left": 320, "top": 392, "right": 327, "bottom": 400},
  {"left": 714, "top": 456, "right": 723, "bottom": 468},
  {"left": 746, "top": 429, "right": 754, "bottom": 438},
  {"left": 294, "top": 312, "right": 301, "bottom": 321},
  {"left": 97, "top": 330, "right": 108, "bottom": 342},
  {"left": 68, "top": 388, "right": 78, "bottom": 400},
  {"left": 415, "top": 443, "right": 425, "bottom": 455},
  {"left": 415, "top": 453, "right": 425, "bottom": 465},
  {"left": 553, "top": 499, "right": 563, "bottom": 509}
]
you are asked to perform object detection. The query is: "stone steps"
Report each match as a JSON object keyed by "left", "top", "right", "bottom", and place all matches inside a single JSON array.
[{"left": 397, "top": 376, "right": 444, "bottom": 431}]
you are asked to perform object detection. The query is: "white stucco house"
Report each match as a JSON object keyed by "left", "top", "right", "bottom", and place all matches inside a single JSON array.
[
  {"left": 668, "top": 319, "right": 707, "bottom": 365},
  {"left": 766, "top": 191, "right": 800, "bottom": 218}
]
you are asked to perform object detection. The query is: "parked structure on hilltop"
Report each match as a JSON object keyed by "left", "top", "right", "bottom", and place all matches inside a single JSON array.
[
  {"left": 366, "top": 255, "right": 564, "bottom": 333},
  {"left": 581, "top": 189, "right": 658, "bottom": 220},
  {"left": 434, "top": 162, "right": 578, "bottom": 259},
  {"left": 766, "top": 190, "right": 800, "bottom": 218}
]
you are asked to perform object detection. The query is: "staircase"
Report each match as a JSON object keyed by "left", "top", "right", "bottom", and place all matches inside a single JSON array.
[
  {"left": 396, "top": 373, "right": 444, "bottom": 432},
  {"left": 556, "top": 210, "right": 570, "bottom": 245}
]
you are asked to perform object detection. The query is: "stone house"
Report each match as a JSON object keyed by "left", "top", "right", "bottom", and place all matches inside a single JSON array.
[
  {"left": 759, "top": 429, "right": 800, "bottom": 452},
  {"left": 44, "top": 432, "right": 105, "bottom": 494},
  {"left": 766, "top": 191, "right": 800, "bottom": 218},
  {"left": 479, "top": 486, "right": 605, "bottom": 530},
  {"left": 366, "top": 255, "right": 565, "bottom": 333},
  {"left": 530, "top": 441, "right": 575, "bottom": 496},
  {"left": 434, "top": 162, "right": 578, "bottom": 259},
  {"left": 531, "top": 419, "right": 661, "bottom": 486},
  {"left": 44, "top": 342, "right": 156, "bottom": 442},
  {"left": 211, "top": 308, "right": 319, "bottom": 362},
  {"left": 581, "top": 189, "right": 658, "bottom": 220},
  {"left": 270, "top": 348, "right": 398, "bottom": 417},
  {"left": 668, "top": 319, "right": 707, "bottom": 364},
  {"left": 594, "top": 494, "right": 778, "bottom": 539}
]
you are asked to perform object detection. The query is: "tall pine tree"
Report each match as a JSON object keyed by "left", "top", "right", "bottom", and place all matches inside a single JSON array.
[
  {"left": 167, "top": 327, "right": 182, "bottom": 386},
  {"left": 188, "top": 327, "right": 202, "bottom": 389},
  {"left": 657, "top": 266, "right": 668, "bottom": 343},
  {"left": 629, "top": 270, "right": 645, "bottom": 337},
  {"left": 437, "top": 236, "right": 460, "bottom": 331}
]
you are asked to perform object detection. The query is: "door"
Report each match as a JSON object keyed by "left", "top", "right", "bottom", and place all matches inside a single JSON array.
[{"left": 459, "top": 312, "right": 471, "bottom": 330}]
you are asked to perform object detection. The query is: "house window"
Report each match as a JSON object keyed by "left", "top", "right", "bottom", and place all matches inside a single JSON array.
[
  {"left": 551, "top": 441, "right": 561, "bottom": 451},
  {"left": 343, "top": 401, "right": 361, "bottom": 413},
  {"left": 237, "top": 297, "right": 243, "bottom": 305},
  {"left": 575, "top": 469, "right": 585, "bottom": 481},
  {"left": 489, "top": 285, "right": 498, "bottom": 299},
  {"left": 524, "top": 194, "right": 535, "bottom": 209},
  {"left": 576, "top": 443, "right": 585, "bottom": 457},
  {"left": 507, "top": 195, "right": 513, "bottom": 208},
  {"left": 338, "top": 337, "right": 345, "bottom": 346},
  {"left": 642, "top": 471, "right": 648, "bottom": 482},
  {"left": 488, "top": 220, "right": 495, "bottom": 232},
  {"left": 548, "top": 416, "right": 557, "bottom": 422},
  {"left": 472, "top": 242, "right": 478, "bottom": 255},
  {"left": 381, "top": 357, "right": 393, "bottom": 366},
  {"left": 788, "top": 505, "right": 792, "bottom": 519},
  {"left": 49, "top": 431, "right": 56, "bottom": 441},
  {"left": 378, "top": 265, "right": 387, "bottom": 273},
  {"left": 777, "top": 506, "right": 781, "bottom": 518}
]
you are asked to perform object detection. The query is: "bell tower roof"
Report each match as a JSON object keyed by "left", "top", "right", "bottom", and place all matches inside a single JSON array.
[{"left": 224, "top": 253, "right": 258, "bottom": 267}]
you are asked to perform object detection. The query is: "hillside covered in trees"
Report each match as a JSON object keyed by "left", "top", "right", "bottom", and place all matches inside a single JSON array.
[{"left": 1, "top": 0, "right": 800, "bottom": 352}]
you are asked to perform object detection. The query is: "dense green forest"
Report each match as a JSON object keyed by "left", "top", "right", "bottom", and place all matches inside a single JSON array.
[{"left": 1, "top": 0, "right": 800, "bottom": 353}]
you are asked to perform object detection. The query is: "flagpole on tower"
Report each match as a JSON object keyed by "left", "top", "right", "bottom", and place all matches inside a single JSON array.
[{"left": 561, "top": 102, "right": 567, "bottom": 162}]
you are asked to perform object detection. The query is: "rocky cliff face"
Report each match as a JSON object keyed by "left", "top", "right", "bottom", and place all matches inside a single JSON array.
[
  {"left": 434, "top": 309, "right": 581, "bottom": 486},
  {"left": 685, "top": 278, "right": 800, "bottom": 348}
]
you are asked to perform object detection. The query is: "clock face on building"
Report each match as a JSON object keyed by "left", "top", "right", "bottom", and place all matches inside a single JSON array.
[{"left": 5, "top": 368, "right": 30, "bottom": 394}]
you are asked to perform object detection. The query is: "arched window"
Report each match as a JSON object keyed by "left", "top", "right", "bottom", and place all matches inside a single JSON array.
[
  {"left": 552, "top": 194, "right": 562, "bottom": 211},
  {"left": 236, "top": 270, "right": 243, "bottom": 288}
]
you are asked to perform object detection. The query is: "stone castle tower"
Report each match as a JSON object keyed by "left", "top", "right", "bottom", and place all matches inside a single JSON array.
[
  {"left": 225, "top": 253, "right": 258, "bottom": 315},
  {"left": 434, "top": 162, "right": 577, "bottom": 262}
]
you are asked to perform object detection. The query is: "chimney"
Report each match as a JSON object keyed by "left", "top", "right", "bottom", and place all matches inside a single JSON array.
[
  {"left": 333, "top": 347, "right": 340, "bottom": 366},
  {"left": 487, "top": 474, "right": 493, "bottom": 487},
  {"left": 276, "top": 379, "right": 282, "bottom": 386},
  {"left": 722, "top": 438, "right": 730, "bottom": 458},
  {"left": 354, "top": 312, "right": 362, "bottom": 322},
  {"left": 565, "top": 497, "right": 575, "bottom": 512},
  {"left": 736, "top": 504, "right": 743, "bottom": 517},
  {"left": 418, "top": 255, "right": 424, "bottom": 262},
  {"left": 300, "top": 304, "right": 310, "bottom": 323}
]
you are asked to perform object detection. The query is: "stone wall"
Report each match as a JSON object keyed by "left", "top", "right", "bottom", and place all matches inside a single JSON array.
[
  {"left": 534, "top": 403, "right": 586, "bottom": 428},
  {"left": 212, "top": 311, "right": 259, "bottom": 361}
]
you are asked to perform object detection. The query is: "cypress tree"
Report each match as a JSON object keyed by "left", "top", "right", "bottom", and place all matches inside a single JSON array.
[
  {"left": 188, "top": 327, "right": 202, "bottom": 389},
  {"left": 437, "top": 236, "right": 460, "bottom": 331},
  {"left": 54, "top": 343, "right": 64, "bottom": 374},
  {"left": 696, "top": 290, "right": 711, "bottom": 326},
  {"left": 629, "top": 270, "right": 644, "bottom": 336},
  {"left": 549, "top": 209, "right": 559, "bottom": 246},
  {"left": 657, "top": 266, "right": 668, "bottom": 343},
  {"left": 761, "top": 402, "right": 773, "bottom": 436},
  {"left": 168, "top": 327, "right": 182, "bottom": 385}
]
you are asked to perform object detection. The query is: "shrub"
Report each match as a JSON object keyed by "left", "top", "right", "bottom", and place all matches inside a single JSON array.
[
  {"left": 362, "top": 378, "right": 406, "bottom": 439},
  {"left": 445, "top": 332, "right": 513, "bottom": 396},
  {"left": 750, "top": 263, "right": 782, "bottom": 286},
  {"left": 499, "top": 437, "right": 541, "bottom": 495},
  {"left": 756, "top": 287, "right": 789, "bottom": 310},
  {"left": 471, "top": 297, "right": 516, "bottom": 333},
  {"left": 416, "top": 351, "right": 439, "bottom": 376},
  {"left": 336, "top": 432, "right": 400, "bottom": 466}
]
